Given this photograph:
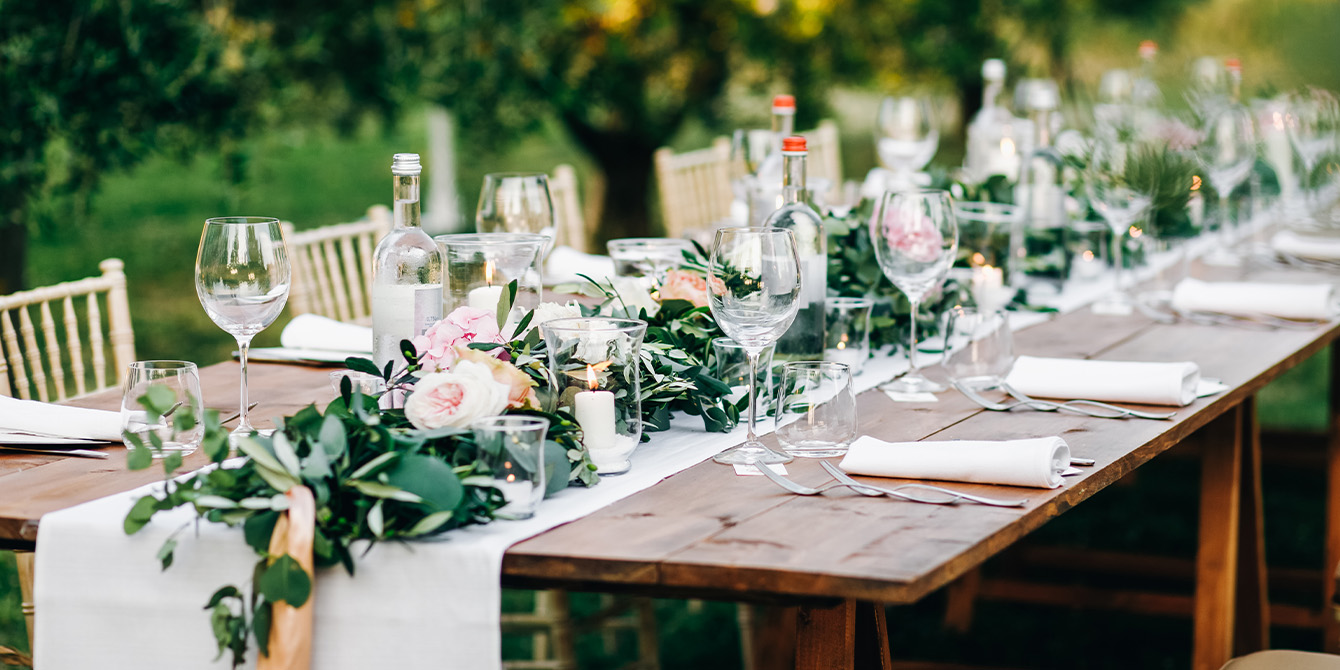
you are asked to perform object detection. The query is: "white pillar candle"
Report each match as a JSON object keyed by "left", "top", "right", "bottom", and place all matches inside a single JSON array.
[
  {"left": 468, "top": 285, "right": 504, "bottom": 312},
  {"left": 824, "top": 345, "right": 866, "bottom": 372},
  {"left": 971, "top": 265, "right": 1010, "bottom": 311},
  {"left": 574, "top": 365, "right": 617, "bottom": 451}
]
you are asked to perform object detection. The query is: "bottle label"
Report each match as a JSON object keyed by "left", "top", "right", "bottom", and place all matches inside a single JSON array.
[{"left": 372, "top": 284, "right": 443, "bottom": 369}]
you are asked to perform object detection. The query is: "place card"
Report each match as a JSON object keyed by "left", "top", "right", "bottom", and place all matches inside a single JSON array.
[
  {"left": 883, "top": 390, "right": 939, "bottom": 403},
  {"left": 733, "top": 463, "right": 788, "bottom": 477}
]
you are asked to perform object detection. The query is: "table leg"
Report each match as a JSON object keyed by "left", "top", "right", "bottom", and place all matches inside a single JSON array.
[
  {"left": 1234, "top": 396, "right": 1269, "bottom": 655},
  {"left": 1193, "top": 405, "right": 1243, "bottom": 670},
  {"left": 1326, "top": 343, "right": 1340, "bottom": 654},
  {"left": 16, "top": 549, "right": 34, "bottom": 650},
  {"left": 794, "top": 600, "right": 889, "bottom": 670}
]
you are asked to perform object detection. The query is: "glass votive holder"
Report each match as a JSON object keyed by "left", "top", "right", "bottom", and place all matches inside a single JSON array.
[
  {"left": 435, "top": 232, "right": 546, "bottom": 327},
  {"left": 120, "top": 361, "right": 204, "bottom": 456},
  {"left": 1066, "top": 220, "right": 1110, "bottom": 283},
  {"left": 823, "top": 297, "right": 873, "bottom": 374},
  {"left": 471, "top": 416, "right": 550, "bottom": 520},
  {"left": 540, "top": 317, "right": 648, "bottom": 475},
  {"left": 710, "top": 338, "right": 774, "bottom": 416},
  {"left": 328, "top": 370, "right": 386, "bottom": 396},
  {"left": 952, "top": 201, "right": 1018, "bottom": 284},
  {"left": 607, "top": 238, "right": 695, "bottom": 283},
  {"left": 775, "top": 361, "right": 857, "bottom": 458},
  {"left": 942, "top": 306, "right": 1013, "bottom": 390}
]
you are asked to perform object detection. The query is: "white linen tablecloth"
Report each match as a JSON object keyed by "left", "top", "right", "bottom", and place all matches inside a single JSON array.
[
  {"left": 839, "top": 435, "right": 1070, "bottom": 489},
  {"left": 1004, "top": 355, "right": 1200, "bottom": 407}
]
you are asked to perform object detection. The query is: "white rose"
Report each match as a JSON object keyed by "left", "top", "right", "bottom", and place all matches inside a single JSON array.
[
  {"left": 404, "top": 361, "right": 511, "bottom": 430},
  {"left": 507, "top": 301, "right": 582, "bottom": 339},
  {"left": 609, "top": 276, "right": 659, "bottom": 317}
]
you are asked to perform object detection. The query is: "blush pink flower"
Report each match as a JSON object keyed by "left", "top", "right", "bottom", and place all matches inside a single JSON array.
[
  {"left": 658, "top": 269, "right": 709, "bottom": 307},
  {"left": 412, "top": 306, "right": 506, "bottom": 373},
  {"left": 404, "top": 361, "right": 511, "bottom": 430},
  {"left": 876, "top": 208, "right": 945, "bottom": 264}
]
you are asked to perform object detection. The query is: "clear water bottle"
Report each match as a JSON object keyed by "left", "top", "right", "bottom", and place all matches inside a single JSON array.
[
  {"left": 372, "top": 153, "right": 443, "bottom": 379},
  {"left": 964, "top": 59, "right": 1023, "bottom": 183},
  {"left": 1014, "top": 82, "right": 1069, "bottom": 289},
  {"left": 763, "top": 136, "right": 827, "bottom": 360},
  {"left": 749, "top": 95, "right": 797, "bottom": 224}
]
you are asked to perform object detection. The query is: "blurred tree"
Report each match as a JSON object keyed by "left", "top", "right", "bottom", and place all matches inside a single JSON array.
[{"left": 0, "top": 0, "right": 267, "bottom": 293}]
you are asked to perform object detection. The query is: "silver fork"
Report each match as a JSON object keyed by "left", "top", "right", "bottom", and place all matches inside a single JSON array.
[
  {"left": 820, "top": 461, "right": 1029, "bottom": 508},
  {"left": 999, "top": 382, "right": 1178, "bottom": 421},
  {"left": 954, "top": 381, "right": 1138, "bottom": 420},
  {"left": 755, "top": 461, "right": 959, "bottom": 505}
]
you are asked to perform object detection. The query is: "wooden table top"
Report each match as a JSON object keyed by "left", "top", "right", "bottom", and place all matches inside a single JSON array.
[{"left": 3, "top": 265, "right": 1337, "bottom": 608}]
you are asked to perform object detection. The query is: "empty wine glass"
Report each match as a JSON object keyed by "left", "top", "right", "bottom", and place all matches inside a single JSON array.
[
  {"left": 870, "top": 189, "right": 958, "bottom": 394},
  {"left": 1086, "top": 137, "right": 1151, "bottom": 310},
  {"left": 1196, "top": 102, "right": 1256, "bottom": 264},
  {"left": 707, "top": 227, "right": 802, "bottom": 465},
  {"left": 876, "top": 96, "right": 939, "bottom": 191},
  {"left": 195, "top": 217, "right": 291, "bottom": 440},
  {"left": 476, "top": 173, "right": 556, "bottom": 249}
]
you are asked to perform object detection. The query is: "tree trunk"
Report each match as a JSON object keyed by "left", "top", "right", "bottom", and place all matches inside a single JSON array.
[
  {"left": 558, "top": 115, "right": 660, "bottom": 245},
  {"left": 0, "top": 202, "right": 27, "bottom": 294}
]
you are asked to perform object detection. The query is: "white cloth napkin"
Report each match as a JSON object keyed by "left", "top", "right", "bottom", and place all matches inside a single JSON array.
[
  {"left": 1005, "top": 355, "right": 1200, "bottom": 407},
  {"left": 0, "top": 395, "right": 122, "bottom": 443},
  {"left": 1171, "top": 277, "right": 1335, "bottom": 321},
  {"left": 1272, "top": 230, "right": 1340, "bottom": 261},
  {"left": 545, "top": 246, "right": 616, "bottom": 286},
  {"left": 839, "top": 435, "right": 1071, "bottom": 489},
  {"left": 279, "top": 314, "right": 373, "bottom": 353}
]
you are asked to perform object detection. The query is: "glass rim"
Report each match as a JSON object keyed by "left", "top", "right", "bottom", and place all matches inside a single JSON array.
[
  {"left": 129, "top": 360, "right": 198, "bottom": 371},
  {"left": 879, "top": 188, "right": 952, "bottom": 200},
  {"left": 606, "top": 237, "right": 695, "bottom": 248},
  {"left": 205, "top": 216, "right": 280, "bottom": 226},
  {"left": 540, "top": 316, "right": 648, "bottom": 334},
  {"left": 482, "top": 171, "right": 549, "bottom": 181},
  {"left": 781, "top": 360, "right": 851, "bottom": 372},
  {"left": 825, "top": 296, "right": 875, "bottom": 307},
  {"left": 470, "top": 415, "right": 550, "bottom": 431},
  {"left": 433, "top": 232, "right": 550, "bottom": 246}
]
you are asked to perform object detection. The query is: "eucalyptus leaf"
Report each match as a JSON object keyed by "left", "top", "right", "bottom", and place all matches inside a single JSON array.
[
  {"left": 344, "top": 357, "right": 382, "bottom": 378},
  {"left": 385, "top": 455, "right": 464, "bottom": 512},
  {"left": 348, "top": 479, "right": 424, "bottom": 503},
  {"left": 257, "top": 554, "right": 311, "bottom": 608}
]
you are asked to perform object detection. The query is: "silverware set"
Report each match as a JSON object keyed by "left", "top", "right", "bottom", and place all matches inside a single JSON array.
[
  {"left": 755, "top": 458, "right": 1030, "bottom": 508},
  {"left": 952, "top": 380, "right": 1176, "bottom": 420}
]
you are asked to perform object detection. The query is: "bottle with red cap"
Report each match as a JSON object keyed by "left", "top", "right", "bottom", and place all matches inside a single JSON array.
[
  {"left": 751, "top": 94, "right": 798, "bottom": 220},
  {"left": 762, "top": 135, "right": 827, "bottom": 359}
]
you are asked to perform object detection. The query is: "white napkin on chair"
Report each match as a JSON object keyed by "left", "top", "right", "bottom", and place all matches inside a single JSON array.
[
  {"left": 279, "top": 314, "right": 373, "bottom": 353},
  {"left": 1004, "top": 355, "right": 1200, "bottom": 407},
  {"left": 0, "top": 395, "right": 122, "bottom": 443},
  {"left": 1272, "top": 230, "right": 1340, "bottom": 261},
  {"left": 839, "top": 435, "right": 1070, "bottom": 489},
  {"left": 1171, "top": 278, "right": 1335, "bottom": 321},
  {"left": 545, "top": 246, "right": 616, "bottom": 286}
]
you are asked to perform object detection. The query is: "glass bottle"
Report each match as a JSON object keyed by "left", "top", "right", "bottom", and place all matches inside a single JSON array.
[
  {"left": 372, "top": 153, "right": 444, "bottom": 383},
  {"left": 1133, "top": 40, "right": 1164, "bottom": 134},
  {"left": 1013, "top": 82, "right": 1069, "bottom": 289},
  {"left": 763, "top": 136, "right": 827, "bottom": 359},
  {"left": 965, "top": 59, "right": 1022, "bottom": 183},
  {"left": 750, "top": 95, "right": 797, "bottom": 224}
]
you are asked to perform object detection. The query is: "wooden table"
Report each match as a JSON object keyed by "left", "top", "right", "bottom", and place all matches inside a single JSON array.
[{"left": 4, "top": 266, "right": 1339, "bottom": 670}]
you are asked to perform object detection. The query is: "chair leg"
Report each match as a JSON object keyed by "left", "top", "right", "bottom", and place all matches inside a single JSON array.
[
  {"left": 1326, "top": 344, "right": 1340, "bottom": 653},
  {"left": 634, "top": 598, "right": 660, "bottom": 670},
  {"left": 15, "top": 550, "right": 34, "bottom": 652}
]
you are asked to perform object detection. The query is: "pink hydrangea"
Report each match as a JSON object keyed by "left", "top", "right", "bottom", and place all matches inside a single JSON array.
[
  {"left": 411, "top": 306, "right": 506, "bottom": 373},
  {"left": 877, "top": 208, "right": 945, "bottom": 264}
]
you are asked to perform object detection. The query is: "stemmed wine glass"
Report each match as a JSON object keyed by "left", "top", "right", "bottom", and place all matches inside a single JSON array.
[
  {"left": 476, "top": 173, "right": 556, "bottom": 248},
  {"left": 1086, "top": 136, "right": 1152, "bottom": 309},
  {"left": 707, "top": 227, "right": 802, "bottom": 465},
  {"left": 869, "top": 189, "right": 959, "bottom": 394},
  {"left": 1196, "top": 102, "right": 1257, "bottom": 264},
  {"left": 875, "top": 96, "right": 939, "bottom": 192},
  {"left": 195, "top": 217, "right": 291, "bottom": 441}
]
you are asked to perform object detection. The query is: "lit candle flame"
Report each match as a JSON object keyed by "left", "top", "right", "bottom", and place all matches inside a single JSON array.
[
  {"left": 586, "top": 364, "right": 598, "bottom": 391},
  {"left": 1190, "top": 175, "right": 1202, "bottom": 191},
  {"left": 1000, "top": 137, "right": 1016, "bottom": 156},
  {"left": 484, "top": 259, "right": 495, "bottom": 286},
  {"left": 971, "top": 252, "right": 985, "bottom": 266},
  {"left": 506, "top": 473, "right": 515, "bottom": 482}
]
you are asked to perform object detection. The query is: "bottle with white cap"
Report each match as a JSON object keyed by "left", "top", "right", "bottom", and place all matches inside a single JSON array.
[
  {"left": 965, "top": 58, "right": 1023, "bottom": 182},
  {"left": 749, "top": 95, "right": 799, "bottom": 223},
  {"left": 372, "top": 153, "right": 443, "bottom": 383},
  {"left": 1014, "top": 81, "right": 1069, "bottom": 289},
  {"left": 763, "top": 135, "right": 827, "bottom": 359}
]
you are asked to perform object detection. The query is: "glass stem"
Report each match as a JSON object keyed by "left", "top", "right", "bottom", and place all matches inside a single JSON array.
[
  {"left": 1218, "top": 193, "right": 1231, "bottom": 248},
  {"left": 1112, "top": 223, "right": 1125, "bottom": 293},
  {"left": 907, "top": 300, "right": 921, "bottom": 377},
  {"left": 746, "top": 350, "right": 760, "bottom": 444},
  {"left": 236, "top": 336, "right": 254, "bottom": 433}
]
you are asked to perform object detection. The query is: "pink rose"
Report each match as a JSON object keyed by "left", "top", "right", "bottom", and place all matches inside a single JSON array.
[
  {"left": 404, "top": 361, "right": 511, "bottom": 430},
  {"left": 875, "top": 208, "right": 945, "bottom": 264},
  {"left": 412, "top": 306, "right": 506, "bottom": 373},
  {"left": 453, "top": 346, "right": 539, "bottom": 410},
  {"left": 658, "top": 269, "right": 709, "bottom": 307}
]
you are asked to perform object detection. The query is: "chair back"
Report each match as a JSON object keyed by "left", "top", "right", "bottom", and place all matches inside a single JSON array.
[
  {"left": 285, "top": 206, "right": 392, "bottom": 326},
  {"left": 804, "top": 119, "right": 844, "bottom": 202},
  {"left": 549, "top": 164, "right": 591, "bottom": 253},
  {"left": 0, "top": 259, "right": 136, "bottom": 401},
  {"left": 654, "top": 137, "right": 732, "bottom": 240}
]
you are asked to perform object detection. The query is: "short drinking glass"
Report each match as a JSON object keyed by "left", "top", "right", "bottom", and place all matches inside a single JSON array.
[
  {"left": 942, "top": 307, "right": 1013, "bottom": 390},
  {"left": 824, "top": 297, "right": 873, "bottom": 374},
  {"left": 776, "top": 361, "right": 857, "bottom": 458},
  {"left": 121, "top": 361, "right": 204, "bottom": 456},
  {"left": 472, "top": 416, "right": 550, "bottom": 520}
]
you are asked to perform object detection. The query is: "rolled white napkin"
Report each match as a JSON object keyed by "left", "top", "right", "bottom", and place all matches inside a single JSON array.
[
  {"left": 1005, "top": 355, "right": 1200, "bottom": 407},
  {"left": 0, "top": 395, "right": 122, "bottom": 443},
  {"left": 280, "top": 314, "right": 373, "bottom": 353},
  {"left": 546, "top": 246, "right": 616, "bottom": 286},
  {"left": 1272, "top": 230, "right": 1340, "bottom": 261},
  {"left": 1171, "top": 277, "right": 1335, "bottom": 321},
  {"left": 839, "top": 435, "right": 1070, "bottom": 489}
]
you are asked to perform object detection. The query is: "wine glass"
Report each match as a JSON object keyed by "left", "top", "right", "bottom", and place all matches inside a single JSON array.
[
  {"left": 1085, "top": 137, "right": 1152, "bottom": 309},
  {"left": 1196, "top": 102, "right": 1256, "bottom": 264},
  {"left": 476, "top": 173, "right": 556, "bottom": 248},
  {"left": 195, "top": 217, "right": 291, "bottom": 440},
  {"left": 707, "top": 227, "right": 802, "bottom": 465},
  {"left": 869, "top": 189, "right": 959, "bottom": 394},
  {"left": 875, "top": 96, "right": 939, "bottom": 191}
]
